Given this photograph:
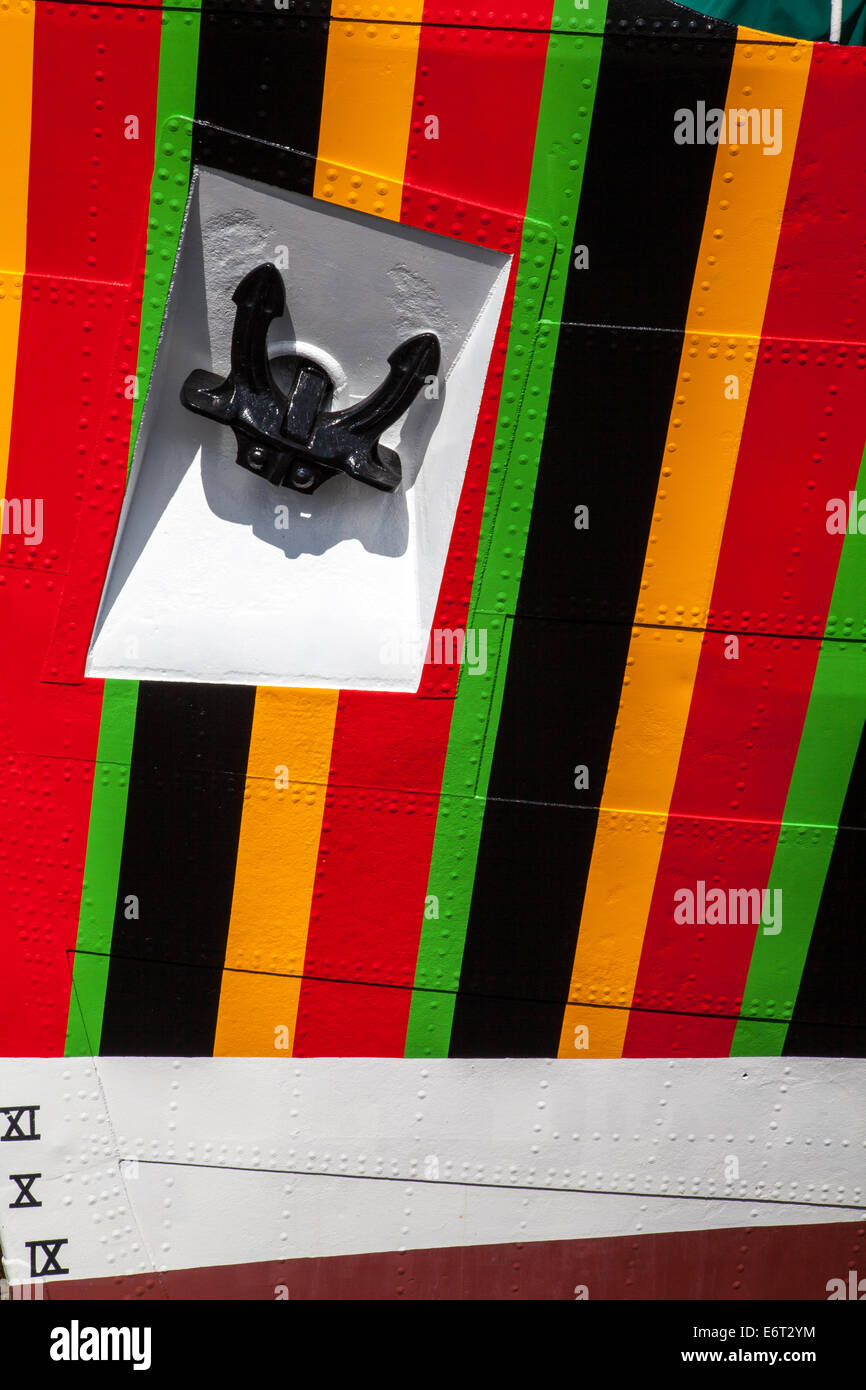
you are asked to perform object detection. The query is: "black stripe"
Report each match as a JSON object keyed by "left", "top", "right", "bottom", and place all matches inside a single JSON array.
[
  {"left": 836, "top": 707, "right": 866, "bottom": 831},
  {"left": 100, "top": 5, "right": 331, "bottom": 1055},
  {"left": 517, "top": 326, "right": 685, "bottom": 629},
  {"left": 192, "top": 4, "right": 330, "bottom": 196},
  {"left": 603, "top": 0, "right": 736, "bottom": 42},
  {"left": 449, "top": 8, "right": 736, "bottom": 1058},
  {"left": 99, "top": 685, "right": 256, "bottom": 1056},
  {"left": 784, "top": 720, "right": 866, "bottom": 1057},
  {"left": 562, "top": 6, "right": 736, "bottom": 336}
]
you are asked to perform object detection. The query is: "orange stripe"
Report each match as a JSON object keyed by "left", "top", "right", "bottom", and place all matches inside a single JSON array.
[
  {"left": 314, "top": 6, "right": 424, "bottom": 220},
  {"left": 558, "top": 32, "right": 812, "bottom": 1058},
  {"left": 213, "top": 688, "right": 338, "bottom": 1056},
  {"left": 0, "top": 0, "right": 35, "bottom": 501},
  {"left": 213, "top": 12, "right": 423, "bottom": 1056}
]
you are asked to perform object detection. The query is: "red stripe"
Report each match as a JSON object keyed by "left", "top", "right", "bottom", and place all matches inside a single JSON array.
[
  {"left": 42, "top": 279, "right": 150, "bottom": 682},
  {"left": 761, "top": 45, "right": 866, "bottom": 344},
  {"left": 23, "top": 5, "right": 158, "bottom": 285},
  {"left": 294, "top": 17, "right": 551, "bottom": 1056},
  {"left": 0, "top": 4, "right": 161, "bottom": 1054},
  {"left": 421, "top": 2, "right": 551, "bottom": 29},
  {"left": 623, "top": 49, "right": 866, "bottom": 1058},
  {"left": 1, "top": 284, "right": 126, "bottom": 576},
  {"left": 624, "top": 351, "right": 864, "bottom": 1059},
  {"left": 401, "top": 17, "right": 553, "bottom": 216}
]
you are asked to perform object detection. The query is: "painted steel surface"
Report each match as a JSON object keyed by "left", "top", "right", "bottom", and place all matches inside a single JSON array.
[
  {"left": 0, "top": 0, "right": 863, "bottom": 1067},
  {"left": 1, "top": 0, "right": 865, "bottom": 1301}
]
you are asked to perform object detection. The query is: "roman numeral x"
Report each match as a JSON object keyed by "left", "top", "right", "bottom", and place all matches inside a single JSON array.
[{"left": 9, "top": 1173, "right": 41, "bottom": 1209}]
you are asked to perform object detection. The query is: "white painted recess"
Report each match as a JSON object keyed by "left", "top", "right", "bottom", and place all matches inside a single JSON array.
[{"left": 86, "top": 167, "right": 511, "bottom": 690}]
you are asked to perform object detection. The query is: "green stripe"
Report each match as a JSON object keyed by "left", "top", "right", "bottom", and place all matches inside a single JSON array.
[
  {"left": 65, "top": 8, "right": 201, "bottom": 1056},
  {"left": 405, "top": 0, "right": 609, "bottom": 1057},
  {"left": 731, "top": 442, "right": 866, "bottom": 1057},
  {"left": 64, "top": 682, "right": 138, "bottom": 1054},
  {"left": 129, "top": 11, "right": 202, "bottom": 452}
]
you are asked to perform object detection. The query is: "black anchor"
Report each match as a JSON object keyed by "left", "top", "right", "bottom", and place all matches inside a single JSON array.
[{"left": 180, "top": 262, "right": 441, "bottom": 494}]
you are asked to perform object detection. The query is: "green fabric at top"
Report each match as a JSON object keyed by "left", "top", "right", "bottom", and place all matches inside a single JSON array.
[
  {"left": 693, "top": 0, "right": 866, "bottom": 42},
  {"left": 844, "top": 0, "right": 866, "bottom": 39}
]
